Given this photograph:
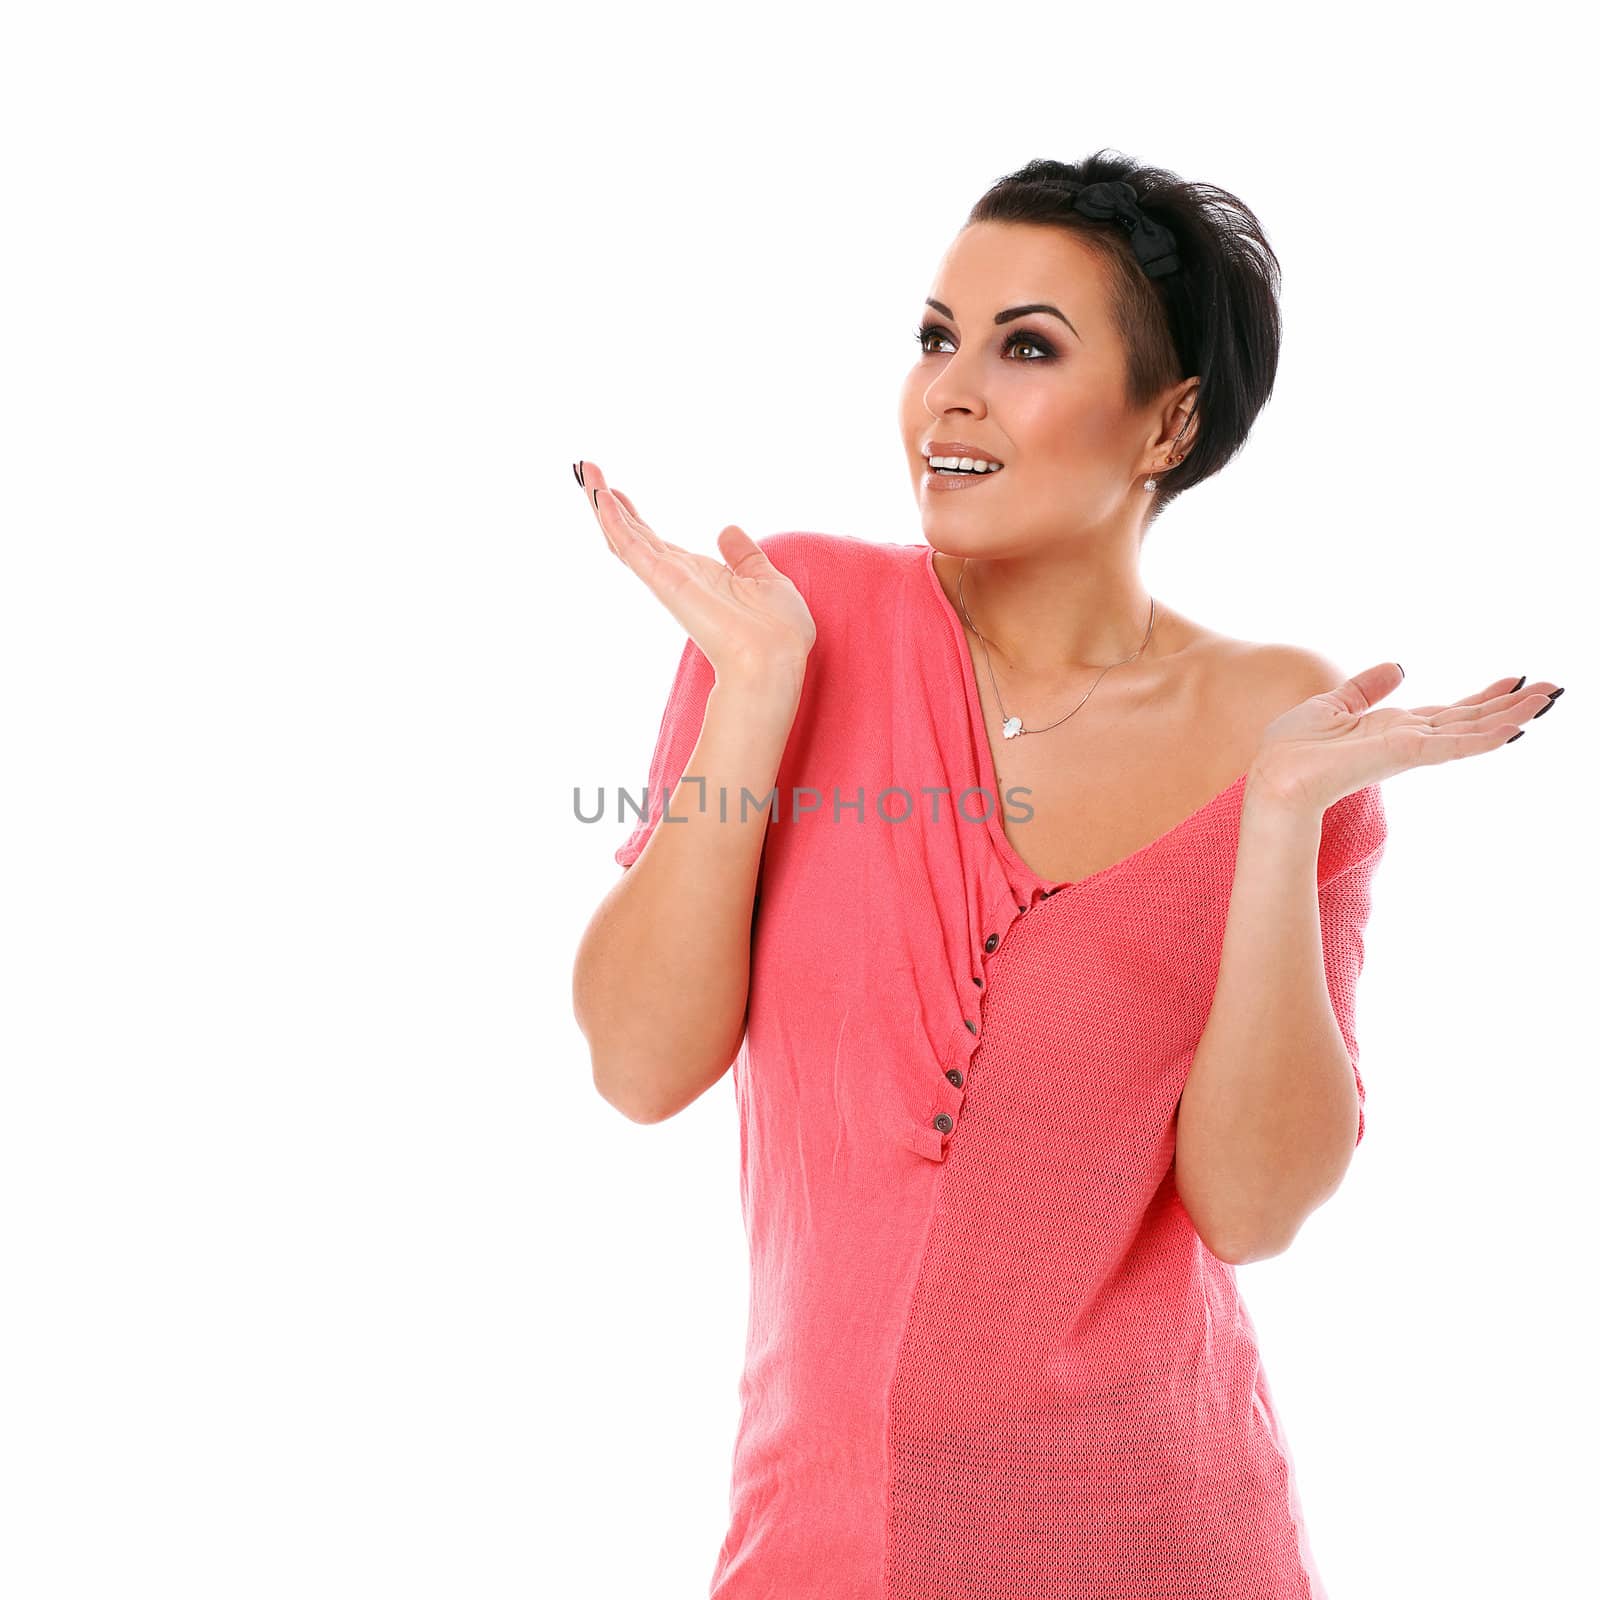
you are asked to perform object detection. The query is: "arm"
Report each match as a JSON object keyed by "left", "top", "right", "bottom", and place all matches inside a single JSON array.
[
  {"left": 565, "top": 462, "right": 817, "bottom": 1125},
  {"left": 1176, "top": 654, "right": 1551, "bottom": 1263},
  {"left": 573, "top": 670, "right": 803, "bottom": 1124},
  {"left": 1176, "top": 779, "right": 1367, "bottom": 1264}
]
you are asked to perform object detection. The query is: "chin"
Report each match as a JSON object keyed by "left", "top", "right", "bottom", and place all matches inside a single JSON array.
[{"left": 920, "top": 527, "right": 996, "bottom": 561}]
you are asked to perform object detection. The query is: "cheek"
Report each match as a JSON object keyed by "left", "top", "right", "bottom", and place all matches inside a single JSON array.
[
  {"left": 1008, "top": 384, "right": 1120, "bottom": 464},
  {"left": 1008, "top": 392, "right": 1091, "bottom": 455}
]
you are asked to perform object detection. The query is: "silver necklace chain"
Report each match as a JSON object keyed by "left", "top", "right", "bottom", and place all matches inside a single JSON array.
[{"left": 955, "top": 561, "right": 1157, "bottom": 739}]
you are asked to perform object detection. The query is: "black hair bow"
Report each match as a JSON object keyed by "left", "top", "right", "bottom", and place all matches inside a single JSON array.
[{"left": 1070, "top": 180, "right": 1181, "bottom": 279}]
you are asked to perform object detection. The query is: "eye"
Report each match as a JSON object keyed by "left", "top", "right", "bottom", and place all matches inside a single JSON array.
[
  {"left": 1001, "top": 330, "right": 1055, "bottom": 361},
  {"left": 914, "top": 322, "right": 1057, "bottom": 361}
]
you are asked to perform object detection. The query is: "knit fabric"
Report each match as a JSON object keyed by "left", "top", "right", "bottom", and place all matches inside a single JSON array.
[{"left": 613, "top": 532, "right": 1387, "bottom": 1599}]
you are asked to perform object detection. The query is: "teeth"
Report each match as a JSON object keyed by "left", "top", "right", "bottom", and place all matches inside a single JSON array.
[{"left": 927, "top": 455, "right": 1003, "bottom": 473}]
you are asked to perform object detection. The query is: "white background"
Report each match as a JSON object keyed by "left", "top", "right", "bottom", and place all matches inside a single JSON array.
[{"left": 3, "top": 2, "right": 1595, "bottom": 1596}]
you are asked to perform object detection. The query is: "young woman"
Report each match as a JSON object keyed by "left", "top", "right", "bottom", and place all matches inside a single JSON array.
[{"left": 570, "top": 149, "right": 1561, "bottom": 1598}]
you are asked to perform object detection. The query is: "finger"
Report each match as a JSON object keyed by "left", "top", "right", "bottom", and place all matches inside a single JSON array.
[
  {"left": 1322, "top": 661, "right": 1404, "bottom": 715},
  {"left": 1419, "top": 682, "right": 1557, "bottom": 726},
  {"left": 605, "top": 487, "right": 683, "bottom": 559},
  {"left": 716, "top": 523, "right": 783, "bottom": 575},
  {"left": 1403, "top": 719, "right": 1539, "bottom": 765},
  {"left": 594, "top": 487, "right": 668, "bottom": 569},
  {"left": 609, "top": 486, "right": 644, "bottom": 520},
  {"left": 580, "top": 463, "right": 667, "bottom": 562},
  {"left": 576, "top": 460, "right": 622, "bottom": 559},
  {"left": 1408, "top": 674, "right": 1540, "bottom": 717},
  {"left": 591, "top": 472, "right": 691, "bottom": 562},
  {"left": 578, "top": 458, "right": 626, "bottom": 521}
]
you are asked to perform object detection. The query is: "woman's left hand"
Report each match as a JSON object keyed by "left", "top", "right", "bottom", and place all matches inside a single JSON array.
[{"left": 1248, "top": 664, "right": 1561, "bottom": 814}]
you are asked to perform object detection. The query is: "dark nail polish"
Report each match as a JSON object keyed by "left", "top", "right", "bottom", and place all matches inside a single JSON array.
[
  {"left": 572, "top": 461, "right": 582, "bottom": 487},
  {"left": 1396, "top": 662, "right": 1404, "bottom": 678},
  {"left": 1532, "top": 686, "right": 1565, "bottom": 718},
  {"left": 577, "top": 462, "right": 587, "bottom": 487},
  {"left": 591, "top": 486, "right": 599, "bottom": 508},
  {"left": 1506, "top": 730, "right": 1525, "bottom": 743},
  {"left": 1511, "top": 675, "right": 1526, "bottom": 692}
]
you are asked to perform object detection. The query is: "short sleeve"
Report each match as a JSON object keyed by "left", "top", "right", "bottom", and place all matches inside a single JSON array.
[
  {"left": 1316, "top": 781, "right": 1388, "bottom": 1146},
  {"left": 612, "top": 633, "right": 717, "bottom": 869},
  {"left": 612, "top": 531, "right": 817, "bottom": 871}
]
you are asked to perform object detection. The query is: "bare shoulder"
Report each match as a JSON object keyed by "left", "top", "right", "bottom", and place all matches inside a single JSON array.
[
  {"left": 1168, "top": 614, "right": 1349, "bottom": 720},
  {"left": 1234, "top": 638, "right": 1348, "bottom": 706}
]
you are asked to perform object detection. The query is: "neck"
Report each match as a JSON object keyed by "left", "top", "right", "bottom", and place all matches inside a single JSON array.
[{"left": 946, "top": 545, "right": 1159, "bottom": 678}]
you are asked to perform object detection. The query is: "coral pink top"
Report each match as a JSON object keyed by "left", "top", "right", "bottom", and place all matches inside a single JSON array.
[{"left": 613, "top": 531, "right": 1387, "bottom": 1599}]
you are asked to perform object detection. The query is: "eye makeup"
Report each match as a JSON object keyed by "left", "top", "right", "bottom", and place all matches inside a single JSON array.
[{"left": 914, "top": 322, "right": 1059, "bottom": 362}]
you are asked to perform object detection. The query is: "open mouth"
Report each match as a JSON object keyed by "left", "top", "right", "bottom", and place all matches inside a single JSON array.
[{"left": 925, "top": 458, "right": 1006, "bottom": 477}]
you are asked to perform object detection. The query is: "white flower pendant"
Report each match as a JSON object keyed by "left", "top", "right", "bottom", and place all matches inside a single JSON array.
[{"left": 1002, "top": 716, "right": 1024, "bottom": 739}]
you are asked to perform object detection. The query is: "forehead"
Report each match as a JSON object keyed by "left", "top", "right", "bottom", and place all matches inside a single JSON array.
[{"left": 927, "top": 221, "right": 1111, "bottom": 321}]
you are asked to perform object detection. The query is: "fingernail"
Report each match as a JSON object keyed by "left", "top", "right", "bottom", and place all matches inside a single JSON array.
[
  {"left": 591, "top": 486, "right": 600, "bottom": 508},
  {"left": 1532, "top": 686, "right": 1565, "bottom": 718},
  {"left": 1396, "top": 662, "right": 1404, "bottom": 678},
  {"left": 572, "top": 461, "right": 583, "bottom": 487},
  {"left": 1506, "top": 730, "right": 1525, "bottom": 743},
  {"left": 1511, "top": 674, "right": 1526, "bottom": 692}
]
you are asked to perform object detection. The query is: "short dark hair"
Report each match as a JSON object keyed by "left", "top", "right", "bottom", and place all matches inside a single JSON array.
[{"left": 966, "top": 148, "right": 1282, "bottom": 524}]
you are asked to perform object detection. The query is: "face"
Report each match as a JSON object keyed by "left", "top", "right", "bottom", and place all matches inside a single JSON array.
[{"left": 899, "top": 220, "right": 1191, "bottom": 555}]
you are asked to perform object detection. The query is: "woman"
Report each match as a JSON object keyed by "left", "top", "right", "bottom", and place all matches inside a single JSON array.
[{"left": 570, "top": 150, "right": 1561, "bottom": 1598}]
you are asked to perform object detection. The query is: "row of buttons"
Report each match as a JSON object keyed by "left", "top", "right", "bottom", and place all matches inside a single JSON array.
[
  {"left": 961, "top": 930, "right": 1002, "bottom": 1034},
  {"left": 929, "top": 917, "right": 1020, "bottom": 1136},
  {"left": 926, "top": 888, "right": 1069, "bottom": 1139}
]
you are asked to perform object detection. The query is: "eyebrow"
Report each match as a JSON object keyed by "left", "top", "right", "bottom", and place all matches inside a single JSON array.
[{"left": 924, "top": 297, "right": 1081, "bottom": 342}]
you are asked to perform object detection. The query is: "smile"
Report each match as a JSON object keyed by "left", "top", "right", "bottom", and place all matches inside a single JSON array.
[{"left": 923, "top": 463, "right": 1006, "bottom": 492}]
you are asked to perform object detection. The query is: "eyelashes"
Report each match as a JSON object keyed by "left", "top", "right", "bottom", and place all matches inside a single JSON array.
[{"left": 914, "top": 322, "right": 1058, "bottom": 362}]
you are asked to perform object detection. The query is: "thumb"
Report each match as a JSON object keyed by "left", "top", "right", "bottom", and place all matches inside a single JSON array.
[
  {"left": 1326, "top": 660, "right": 1405, "bottom": 715},
  {"left": 715, "top": 524, "right": 776, "bottom": 575}
]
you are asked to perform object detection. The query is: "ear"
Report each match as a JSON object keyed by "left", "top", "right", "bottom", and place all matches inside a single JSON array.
[
  {"left": 1164, "top": 377, "right": 1201, "bottom": 460},
  {"left": 1146, "top": 377, "right": 1200, "bottom": 475}
]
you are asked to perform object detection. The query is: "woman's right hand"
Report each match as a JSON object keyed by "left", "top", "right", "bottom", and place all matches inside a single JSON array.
[{"left": 575, "top": 459, "right": 816, "bottom": 690}]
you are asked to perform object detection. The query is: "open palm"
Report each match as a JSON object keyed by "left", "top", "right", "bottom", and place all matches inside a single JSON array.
[
  {"left": 1253, "top": 664, "right": 1561, "bottom": 812},
  {"left": 577, "top": 459, "right": 815, "bottom": 687}
]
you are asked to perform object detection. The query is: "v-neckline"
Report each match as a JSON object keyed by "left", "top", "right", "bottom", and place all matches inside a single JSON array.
[{"left": 916, "top": 542, "right": 1250, "bottom": 896}]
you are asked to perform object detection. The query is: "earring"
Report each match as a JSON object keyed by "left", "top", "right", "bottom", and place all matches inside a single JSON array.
[{"left": 1146, "top": 448, "right": 1186, "bottom": 490}]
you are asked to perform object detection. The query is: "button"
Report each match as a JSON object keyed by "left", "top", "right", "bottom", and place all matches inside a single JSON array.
[
  {"left": 933, "top": 1113, "right": 954, "bottom": 1133},
  {"left": 964, "top": 1018, "right": 977, "bottom": 1034},
  {"left": 984, "top": 933, "right": 1000, "bottom": 953},
  {"left": 946, "top": 1068, "right": 964, "bottom": 1087},
  {"left": 972, "top": 975, "right": 983, "bottom": 987}
]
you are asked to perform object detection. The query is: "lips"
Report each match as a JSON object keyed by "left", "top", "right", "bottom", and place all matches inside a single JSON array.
[
  {"left": 922, "top": 463, "right": 1004, "bottom": 493},
  {"left": 922, "top": 439, "right": 1005, "bottom": 466}
]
